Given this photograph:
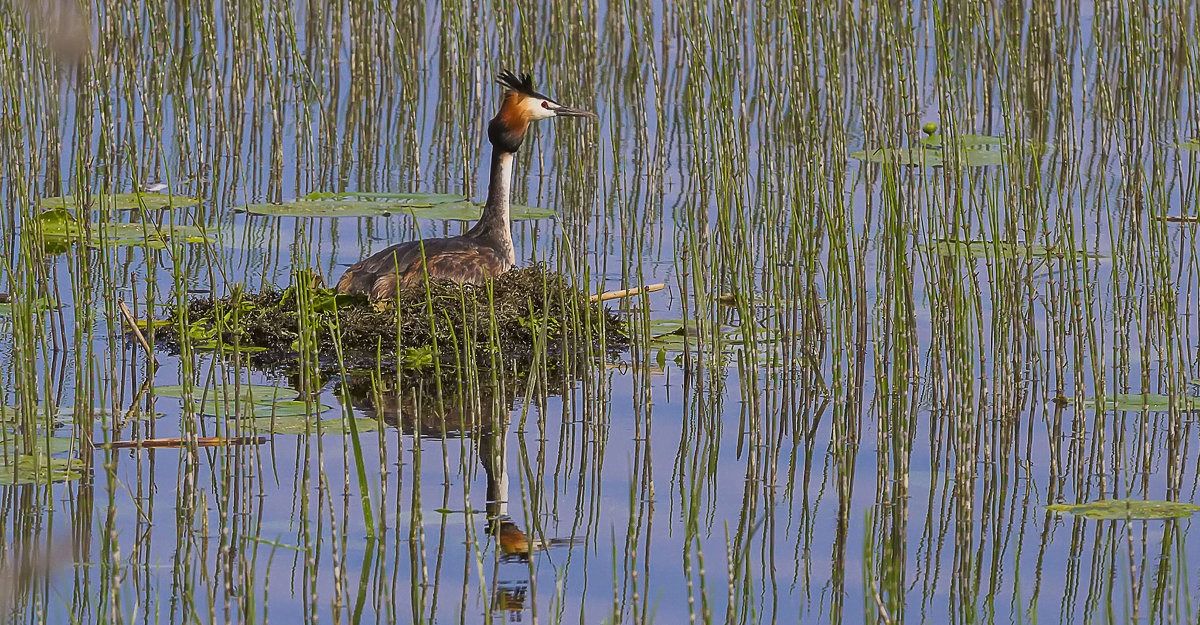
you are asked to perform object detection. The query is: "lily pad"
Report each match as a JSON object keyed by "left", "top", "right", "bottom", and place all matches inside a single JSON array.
[
  {"left": 408, "top": 202, "right": 556, "bottom": 221},
  {"left": 153, "top": 384, "right": 299, "bottom": 404},
  {"left": 1046, "top": 499, "right": 1200, "bottom": 520},
  {"left": 0, "top": 297, "right": 58, "bottom": 316},
  {"left": 0, "top": 431, "right": 77, "bottom": 455},
  {"left": 925, "top": 239, "right": 1100, "bottom": 260},
  {"left": 0, "top": 454, "right": 86, "bottom": 485},
  {"left": 249, "top": 415, "right": 314, "bottom": 435},
  {"left": 1074, "top": 393, "right": 1200, "bottom": 412},
  {"left": 645, "top": 318, "right": 725, "bottom": 352},
  {"left": 851, "top": 134, "right": 1018, "bottom": 168},
  {"left": 318, "top": 417, "right": 383, "bottom": 434},
  {"left": 235, "top": 200, "right": 418, "bottom": 218},
  {"left": 919, "top": 134, "right": 1005, "bottom": 148},
  {"left": 248, "top": 415, "right": 381, "bottom": 435},
  {"left": 302, "top": 191, "right": 466, "bottom": 205},
  {"left": 0, "top": 405, "right": 73, "bottom": 425},
  {"left": 39, "top": 192, "right": 202, "bottom": 211},
  {"left": 206, "top": 400, "right": 331, "bottom": 419},
  {"left": 848, "top": 147, "right": 943, "bottom": 167},
  {"left": 38, "top": 209, "right": 215, "bottom": 250}
]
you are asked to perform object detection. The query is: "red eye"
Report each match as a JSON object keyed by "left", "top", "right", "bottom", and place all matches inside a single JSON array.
[{"left": 541, "top": 101, "right": 550, "bottom": 109}]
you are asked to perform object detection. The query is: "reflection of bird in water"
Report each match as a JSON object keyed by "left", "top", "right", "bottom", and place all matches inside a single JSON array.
[
  {"left": 492, "top": 582, "right": 528, "bottom": 614},
  {"left": 490, "top": 515, "right": 550, "bottom": 557},
  {"left": 339, "top": 375, "right": 584, "bottom": 566},
  {"left": 487, "top": 515, "right": 579, "bottom": 561},
  {"left": 336, "top": 70, "right": 596, "bottom": 299}
]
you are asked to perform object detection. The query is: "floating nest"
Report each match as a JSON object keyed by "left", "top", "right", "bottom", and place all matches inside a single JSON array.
[{"left": 152, "top": 265, "right": 627, "bottom": 377}]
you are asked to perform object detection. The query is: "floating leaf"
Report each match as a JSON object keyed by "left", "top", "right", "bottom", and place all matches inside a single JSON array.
[
  {"left": 1174, "top": 139, "right": 1199, "bottom": 151},
  {"left": 234, "top": 200, "right": 413, "bottom": 218},
  {"left": 1074, "top": 393, "right": 1200, "bottom": 412},
  {"left": 851, "top": 135, "right": 1022, "bottom": 168},
  {"left": 724, "top": 326, "right": 789, "bottom": 347},
  {"left": 0, "top": 454, "right": 86, "bottom": 485},
  {"left": 645, "top": 318, "right": 725, "bottom": 352},
  {"left": 318, "top": 417, "right": 383, "bottom": 434},
  {"left": 1046, "top": 499, "right": 1200, "bottom": 520},
  {"left": 848, "top": 147, "right": 943, "bottom": 167},
  {"left": 248, "top": 415, "right": 381, "bottom": 435},
  {"left": 408, "top": 202, "right": 556, "bottom": 221},
  {"left": 925, "top": 239, "right": 1100, "bottom": 260},
  {"left": 0, "top": 405, "right": 73, "bottom": 425},
  {"left": 39, "top": 192, "right": 202, "bottom": 211},
  {"left": 919, "top": 134, "right": 1005, "bottom": 148},
  {"left": 249, "top": 416, "right": 315, "bottom": 435},
  {"left": 0, "top": 297, "right": 58, "bottom": 317},
  {"left": 37, "top": 209, "right": 215, "bottom": 250},
  {"left": 0, "top": 431, "right": 77, "bottom": 455},
  {"left": 302, "top": 191, "right": 465, "bottom": 205},
  {"left": 208, "top": 400, "right": 332, "bottom": 419},
  {"left": 153, "top": 384, "right": 299, "bottom": 404}
]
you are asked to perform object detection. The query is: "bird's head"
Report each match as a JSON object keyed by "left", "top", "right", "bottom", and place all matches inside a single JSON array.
[{"left": 488, "top": 70, "right": 595, "bottom": 153}]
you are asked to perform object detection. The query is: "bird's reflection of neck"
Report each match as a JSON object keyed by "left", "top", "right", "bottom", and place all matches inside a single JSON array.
[{"left": 478, "top": 412, "right": 510, "bottom": 521}]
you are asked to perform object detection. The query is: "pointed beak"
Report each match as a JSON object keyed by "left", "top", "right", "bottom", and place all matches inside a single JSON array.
[{"left": 552, "top": 103, "right": 598, "bottom": 119}]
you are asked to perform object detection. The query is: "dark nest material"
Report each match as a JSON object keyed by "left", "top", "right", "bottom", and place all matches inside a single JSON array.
[{"left": 153, "top": 265, "right": 628, "bottom": 376}]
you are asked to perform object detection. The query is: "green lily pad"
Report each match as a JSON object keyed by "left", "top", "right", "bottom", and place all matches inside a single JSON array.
[
  {"left": 39, "top": 192, "right": 202, "bottom": 211},
  {"left": 235, "top": 200, "right": 414, "bottom": 218},
  {"left": 0, "top": 431, "right": 77, "bottom": 455},
  {"left": 0, "top": 405, "right": 73, "bottom": 425},
  {"left": 207, "top": 400, "right": 331, "bottom": 419},
  {"left": 302, "top": 191, "right": 466, "bottom": 204},
  {"left": 724, "top": 326, "right": 788, "bottom": 347},
  {"left": 851, "top": 134, "right": 1023, "bottom": 168},
  {"left": 248, "top": 415, "right": 381, "bottom": 435},
  {"left": 0, "top": 454, "right": 86, "bottom": 485},
  {"left": 408, "top": 202, "right": 556, "bottom": 221},
  {"left": 919, "top": 134, "right": 1005, "bottom": 148},
  {"left": 318, "top": 417, "right": 383, "bottom": 434},
  {"left": 848, "top": 147, "right": 943, "bottom": 167},
  {"left": 0, "top": 297, "right": 58, "bottom": 316},
  {"left": 1046, "top": 499, "right": 1200, "bottom": 520},
  {"left": 38, "top": 209, "right": 215, "bottom": 250},
  {"left": 257, "top": 401, "right": 332, "bottom": 417},
  {"left": 249, "top": 415, "right": 314, "bottom": 434},
  {"left": 154, "top": 384, "right": 299, "bottom": 404},
  {"left": 1074, "top": 393, "right": 1200, "bottom": 412},
  {"left": 925, "top": 239, "right": 1100, "bottom": 260},
  {"left": 645, "top": 318, "right": 725, "bottom": 352}
]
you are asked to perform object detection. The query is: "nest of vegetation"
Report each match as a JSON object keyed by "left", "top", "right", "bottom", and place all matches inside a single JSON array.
[{"left": 153, "top": 265, "right": 628, "bottom": 376}]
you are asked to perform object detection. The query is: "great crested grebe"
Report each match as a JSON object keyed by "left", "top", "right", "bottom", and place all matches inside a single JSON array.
[{"left": 336, "top": 70, "right": 596, "bottom": 299}]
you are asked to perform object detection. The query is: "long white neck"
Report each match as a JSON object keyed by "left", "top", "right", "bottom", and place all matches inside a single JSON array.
[{"left": 466, "top": 150, "right": 515, "bottom": 266}]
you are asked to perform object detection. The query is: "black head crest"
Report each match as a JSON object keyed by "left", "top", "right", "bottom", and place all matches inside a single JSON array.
[{"left": 497, "top": 69, "right": 550, "bottom": 100}]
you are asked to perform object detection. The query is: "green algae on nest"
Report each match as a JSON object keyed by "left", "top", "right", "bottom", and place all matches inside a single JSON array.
[{"left": 155, "top": 265, "right": 628, "bottom": 373}]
